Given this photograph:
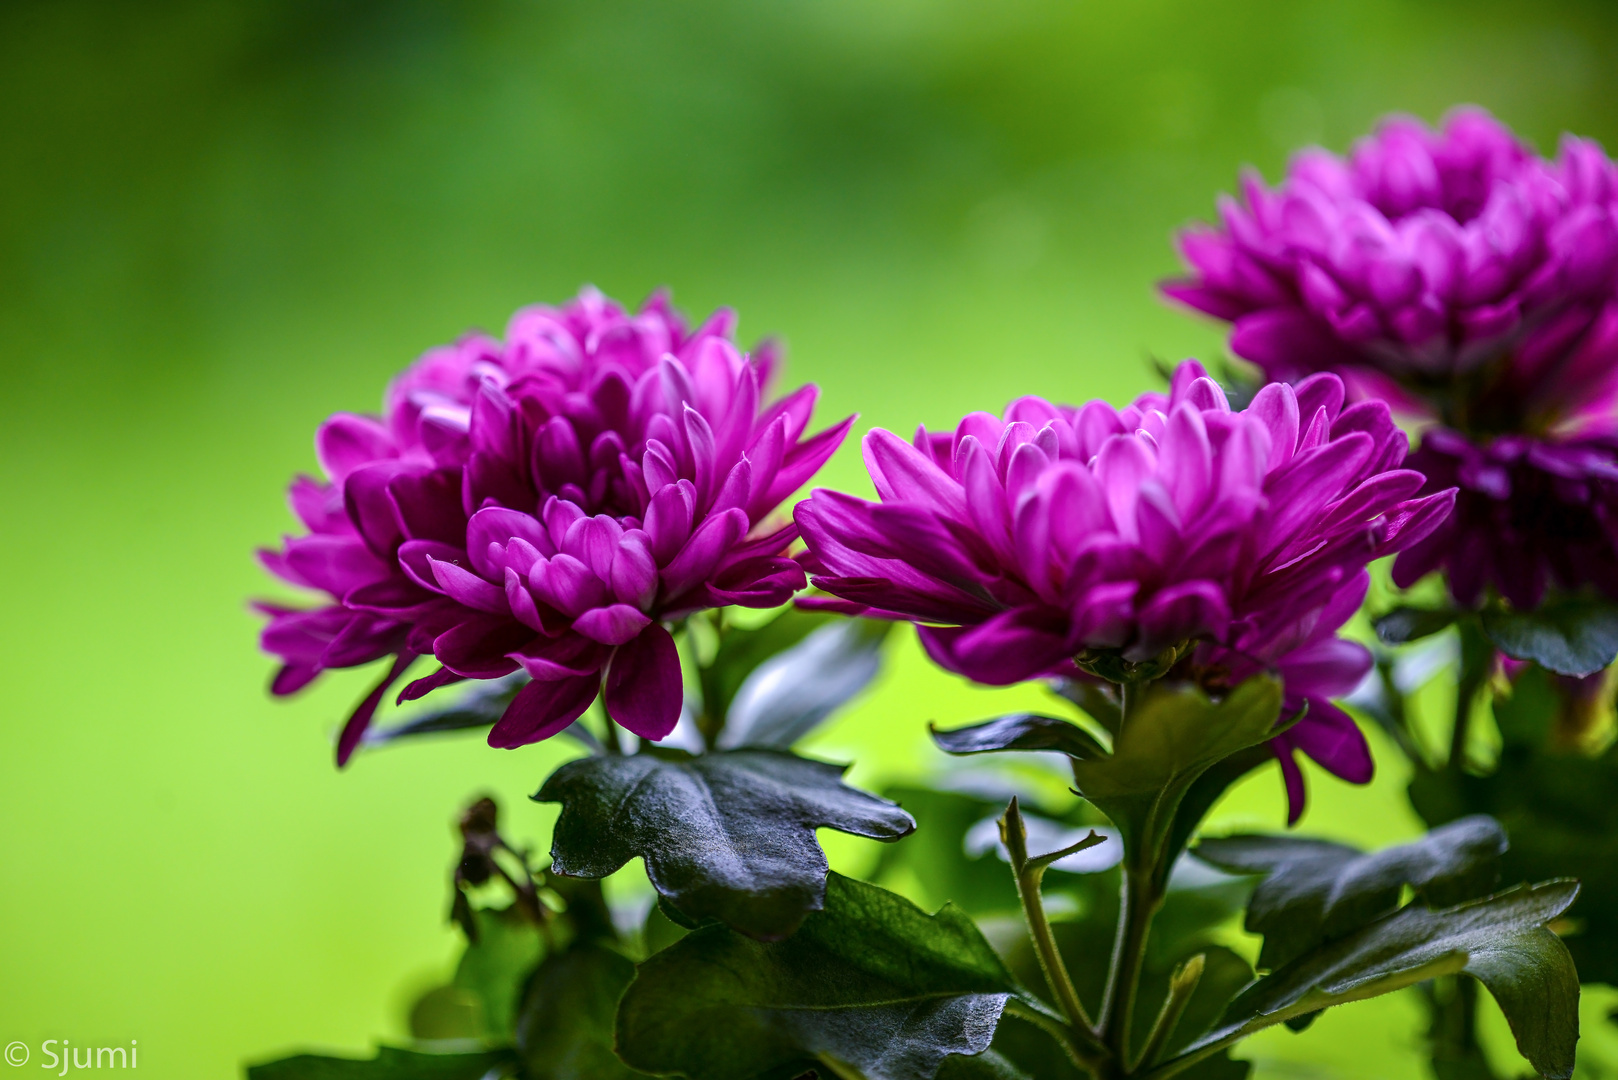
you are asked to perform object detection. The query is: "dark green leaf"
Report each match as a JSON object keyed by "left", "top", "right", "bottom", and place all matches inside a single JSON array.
[
  {"left": 698, "top": 608, "right": 836, "bottom": 732},
  {"left": 1374, "top": 606, "right": 1457, "bottom": 645},
  {"left": 718, "top": 618, "right": 891, "bottom": 749},
  {"left": 615, "top": 874, "right": 1023, "bottom": 1080},
  {"left": 1175, "top": 1054, "right": 1252, "bottom": 1079},
  {"left": 451, "top": 905, "right": 546, "bottom": 1039},
  {"left": 931, "top": 714, "right": 1109, "bottom": 760},
  {"left": 934, "top": 1049, "right": 1033, "bottom": 1080},
  {"left": 362, "top": 676, "right": 606, "bottom": 753},
  {"left": 1138, "top": 946, "right": 1255, "bottom": 1061},
  {"left": 1409, "top": 738, "right": 1618, "bottom": 985},
  {"left": 516, "top": 942, "right": 645, "bottom": 1080},
  {"left": 1482, "top": 594, "right": 1618, "bottom": 677},
  {"left": 1184, "top": 881, "right": 1581, "bottom": 1080},
  {"left": 642, "top": 898, "right": 692, "bottom": 956},
  {"left": 245, "top": 1047, "right": 517, "bottom": 1080},
  {"left": 1196, "top": 816, "right": 1507, "bottom": 969},
  {"left": 1070, "top": 676, "right": 1283, "bottom": 859},
  {"left": 535, "top": 750, "right": 915, "bottom": 940}
]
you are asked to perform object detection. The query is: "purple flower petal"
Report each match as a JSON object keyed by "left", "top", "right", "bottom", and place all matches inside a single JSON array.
[
  {"left": 573, "top": 603, "right": 653, "bottom": 646},
  {"left": 428, "top": 556, "right": 508, "bottom": 614},
  {"left": 260, "top": 288, "right": 876, "bottom": 751},
  {"left": 317, "top": 413, "right": 397, "bottom": 481},
  {"left": 336, "top": 652, "right": 417, "bottom": 766},
  {"left": 466, "top": 507, "right": 552, "bottom": 578},
  {"left": 603, "top": 623, "right": 683, "bottom": 740},
  {"left": 433, "top": 616, "right": 529, "bottom": 679},
  {"left": 397, "top": 665, "right": 464, "bottom": 704},
  {"left": 488, "top": 674, "right": 600, "bottom": 749},
  {"left": 509, "top": 634, "right": 609, "bottom": 680},
  {"left": 660, "top": 507, "right": 748, "bottom": 600}
]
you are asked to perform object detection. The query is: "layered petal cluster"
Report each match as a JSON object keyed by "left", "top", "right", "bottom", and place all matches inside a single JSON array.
[
  {"left": 1164, "top": 107, "right": 1618, "bottom": 429},
  {"left": 259, "top": 289, "right": 849, "bottom": 762},
  {"left": 1167, "top": 108, "right": 1618, "bottom": 610},
  {"left": 1392, "top": 428, "right": 1618, "bottom": 607},
  {"left": 796, "top": 361, "right": 1455, "bottom": 819}
]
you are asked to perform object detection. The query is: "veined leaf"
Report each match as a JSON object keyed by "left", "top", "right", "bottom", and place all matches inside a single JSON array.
[
  {"left": 1180, "top": 881, "right": 1581, "bottom": 1080},
  {"left": 615, "top": 874, "right": 1025, "bottom": 1080},
  {"left": 1196, "top": 816, "right": 1507, "bottom": 969},
  {"left": 1482, "top": 594, "right": 1618, "bottom": 677},
  {"left": 932, "top": 678, "right": 1284, "bottom": 867},
  {"left": 935, "top": 1050, "right": 1034, "bottom": 1079},
  {"left": 535, "top": 749, "right": 914, "bottom": 940}
]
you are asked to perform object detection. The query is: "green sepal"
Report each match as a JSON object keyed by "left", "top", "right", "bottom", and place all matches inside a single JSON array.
[
  {"left": 1071, "top": 675, "right": 1284, "bottom": 863},
  {"left": 614, "top": 873, "right": 1027, "bottom": 1080},
  {"left": 535, "top": 749, "right": 914, "bottom": 940}
]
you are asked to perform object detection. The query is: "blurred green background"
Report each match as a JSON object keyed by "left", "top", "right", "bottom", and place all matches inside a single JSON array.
[{"left": 5, "top": 1, "right": 1618, "bottom": 1076}]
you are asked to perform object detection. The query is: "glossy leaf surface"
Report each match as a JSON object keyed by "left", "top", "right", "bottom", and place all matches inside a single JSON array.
[
  {"left": 1196, "top": 816, "right": 1507, "bottom": 969},
  {"left": 536, "top": 750, "right": 915, "bottom": 939},
  {"left": 615, "top": 874, "right": 1023, "bottom": 1080}
]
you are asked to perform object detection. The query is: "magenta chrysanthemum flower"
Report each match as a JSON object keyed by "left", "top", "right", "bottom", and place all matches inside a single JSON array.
[
  {"left": 1164, "top": 108, "right": 1618, "bottom": 418},
  {"left": 1391, "top": 428, "right": 1618, "bottom": 608},
  {"left": 1166, "top": 108, "right": 1618, "bottom": 610},
  {"left": 258, "top": 288, "right": 851, "bottom": 763},
  {"left": 795, "top": 361, "right": 1455, "bottom": 819}
]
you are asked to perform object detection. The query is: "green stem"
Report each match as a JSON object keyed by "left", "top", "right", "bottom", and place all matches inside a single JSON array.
[
  {"left": 1000, "top": 798, "right": 1108, "bottom": 1064},
  {"left": 1095, "top": 676, "right": 1166, "bottom": 1069},
  {"left": 1119, "top": 678, "right": 1144, "bottom": 729},
  {"left": 1424, "top": 975, "right": 1502, "bottom": 1080},
  {"left": 1449, "top": 617, "right": 1491, "bottom": 773},
  {"left": 1132, "top": 953, "right": 1204, "bottom": 1071},
  {"left": 1098, "top": 860, "right": 1160, "bottom": 1066},
  {"left": 1002, "top": 801, "right": 1093, "bottom": 1031}
]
